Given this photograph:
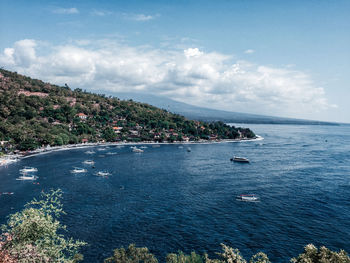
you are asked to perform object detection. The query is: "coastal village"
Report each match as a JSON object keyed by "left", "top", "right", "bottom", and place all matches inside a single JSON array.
[{"left": 0, "top": 69, "right": 255, "bottom": 165}]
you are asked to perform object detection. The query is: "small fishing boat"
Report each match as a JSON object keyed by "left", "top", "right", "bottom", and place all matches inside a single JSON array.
[
  {"left": 152, "top": 145, "right": 160, "bottom": 148},
  {"left": 0, "top": 192, "right": 14, "bottom": 195},
  {"left": 187, "top": 147, "right": 191, "bottom": 152},
  {"left": 70, "top": 167, "right": 87, "bottom": 173},
  {"left": 96, "top": 171, "right": 111, "bottom": 177},
  {"left": 83, "top": 160, "right": 95, "bottom": 165},
  {"left": 140, "top": 146, "right": 148, "bottom": 149},
  {"left": 16, "top": 174, "right": 37, "bottom": 180},
  {"left": 19, "top": 167, "right": 38, "bottom": 173},
  {"left": 85, "top": 150, "right": 95, "bottom": 154},
  {"left": 236, "top": 194, "right": 259, "bottom": 202},
  {"left": 106, "top": 152, "right": 117, "bottom": 155},
  {"left": 133, "top": 148, "right": 144, "bottom": 153},
  {"left": 230, "top": 156, "right": 250, "bottom": 163}
]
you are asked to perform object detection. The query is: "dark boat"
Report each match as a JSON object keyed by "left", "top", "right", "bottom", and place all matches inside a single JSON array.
[{"left": 230, "top": 156, "right": 250, "bottom": 163}]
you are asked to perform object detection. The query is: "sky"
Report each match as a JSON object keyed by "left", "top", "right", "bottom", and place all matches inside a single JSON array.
[{"left": 0, "top": 0, "right": 349, "bottom": 123}]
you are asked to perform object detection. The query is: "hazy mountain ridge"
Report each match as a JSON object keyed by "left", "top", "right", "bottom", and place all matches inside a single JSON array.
[{"left": 115, "top": 93, "right": 339, "bottom": 125}]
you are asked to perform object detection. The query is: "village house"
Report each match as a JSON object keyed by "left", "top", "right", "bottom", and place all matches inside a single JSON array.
[
  {"left": 113, "top": 127, "right": 123, "bottom": 134},
  {"left": 77, "top": 113, "right": 88, "bottom": 120}
]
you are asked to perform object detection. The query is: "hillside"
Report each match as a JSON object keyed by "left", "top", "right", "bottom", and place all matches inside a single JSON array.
[{"left": 0, "top": 69, "right": 255, "bottom": 152}]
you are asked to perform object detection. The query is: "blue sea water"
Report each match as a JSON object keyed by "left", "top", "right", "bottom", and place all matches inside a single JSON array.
[{"left": 0, "top": 124, "right": 349, "bottom": 262}]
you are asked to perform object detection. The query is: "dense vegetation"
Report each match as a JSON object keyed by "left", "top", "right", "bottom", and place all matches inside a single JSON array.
[
  {"left": 0, "top": 69, "right": 255, "bottom": 152},
  {"left": 1, "top": 190, "right": 349, "bottom": 263}
]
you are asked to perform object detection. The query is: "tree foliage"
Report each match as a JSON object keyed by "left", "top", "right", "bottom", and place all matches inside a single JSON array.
[
  {"left": 0, "top": 189, "right": 86, "bottom": 263},
  {"left": 104, "top": 244, "right": 158, "bottom": 263},
  {"left": 291, "top": 244, "right": 350, "bottom": 263}
]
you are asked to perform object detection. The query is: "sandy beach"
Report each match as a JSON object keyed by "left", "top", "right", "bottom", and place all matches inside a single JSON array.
[{"left": 0, "top": 135, "right": 263, "bottom": 167}]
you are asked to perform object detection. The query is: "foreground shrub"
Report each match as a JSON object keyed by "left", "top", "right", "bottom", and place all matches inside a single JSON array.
[
  {"left": 0, "top": 189, "right": 86, "bottom": 263},
  {"left": 291, "top": 244, "right": 350, "bottom": 263},
  {"left": 104, "top": 244, "right": 158, "bottom": 263}
]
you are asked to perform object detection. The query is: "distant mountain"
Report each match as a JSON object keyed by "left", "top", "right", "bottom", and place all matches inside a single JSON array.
[{"left": 114, "top": 92, "right": 338, "bottom": 125}]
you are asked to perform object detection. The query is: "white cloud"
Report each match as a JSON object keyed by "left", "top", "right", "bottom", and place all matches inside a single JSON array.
[
  {"left": 0, "top": 39, "right": 334, "bottom": 118},
  {"left": 184, "top": 48, "right": 203, "bottom": 58},
  {"left": 126, "top": 14, "right": 155, "bottom": 21},
  {"left": 91, "top": 10, "right": 112, "bottom": 16},
  {"left": 53, "top": 7, "right": 79, "bottom": 14},
  {"left": 244, "top": 49, "right": 255, "bottom": 54}
]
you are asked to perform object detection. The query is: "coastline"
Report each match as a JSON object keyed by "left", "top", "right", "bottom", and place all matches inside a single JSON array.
[{"left": 0, "top": 135, "right": 263, "bottom": 167}]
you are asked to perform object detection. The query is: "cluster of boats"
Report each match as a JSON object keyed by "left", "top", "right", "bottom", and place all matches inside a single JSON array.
[
  {"left": 17, "top": 166, "right": 38, "bottom": 180},
  {"left": 230, "top": 155, "right": 260, "bottom": 202}
]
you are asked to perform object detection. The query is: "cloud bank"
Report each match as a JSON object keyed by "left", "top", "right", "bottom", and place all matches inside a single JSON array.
[{"left": 0, "top": 39, "right": 333, "bottom": 118}]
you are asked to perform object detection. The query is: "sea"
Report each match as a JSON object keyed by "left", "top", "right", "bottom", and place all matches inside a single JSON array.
[{"left": 0, "top": 124, "right": 349, "bottom": 262}]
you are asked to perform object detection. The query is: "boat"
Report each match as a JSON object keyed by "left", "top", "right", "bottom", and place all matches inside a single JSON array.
[
  {"left": 70, "top": 167, "right": 87, "bottom": 173},
  {"left": 16, "top": 174, "right": 37, "bottom": 180},
  {"left": 178, "top": 146, "right": 183, "bottom": 149},
  {"left": 0, "top": 192, "right": 14, "bottom": 195},
  {"left": 236, "top": 194, "right": 260, "bottom": 202},
  {"left": 85, "top": 150, "right": 95, "bottom": 154},
  {"left": 96, "top": 171, "right": 111, "bottom": 176},
  {"left": 83, "top": 160, "right": 95, "bottom": 165},
  {"left": 132, "top": 148, "right": 144, "bottom": 153},
  {"left": 152, "top": 144, "right": 160, "bottom": 148},
  {"left": 19, "top": 166, "right": 38, "bottom": 173},
  {"left": 140, "top": 146, "right": 148, "bottom": 149},
  {"left": 187, "top": 147, "right": 191, "bottom": 152},
  {"left": 106, "top": 152, "right": 117, "bottom": 155},
  {"left": 230, "top": 156, "right": 250, "bottom": 163}
]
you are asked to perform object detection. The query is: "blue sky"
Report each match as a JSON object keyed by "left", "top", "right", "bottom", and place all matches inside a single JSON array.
[{"left": 1, "top": 0, "right": 349, "bottom": 122}]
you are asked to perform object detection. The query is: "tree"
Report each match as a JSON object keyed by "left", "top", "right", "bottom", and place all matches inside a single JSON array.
[
  {"left": 104, "top": 244, "right": 158, "bottom": 263},
  {"left": 291, "top": 244, "right": 350, "bottom": 263},
  {"left": 166, "top": 251, "right": 202, "bottom": 263},
  {"left": 0, "top": 189, "right": 86, "bottom": 263}
]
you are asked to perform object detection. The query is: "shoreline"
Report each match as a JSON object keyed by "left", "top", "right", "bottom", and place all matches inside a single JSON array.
[{"left": 0, "top": 135, "right": 263, "bottom": 167}]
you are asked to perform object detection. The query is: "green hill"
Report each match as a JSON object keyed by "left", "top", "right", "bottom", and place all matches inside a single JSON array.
[{"left": 0, "top": 69, "right": 255, "bottom": 152}]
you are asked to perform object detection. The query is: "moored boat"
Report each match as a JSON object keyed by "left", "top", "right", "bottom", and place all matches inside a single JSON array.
[
  {"left": 132, "top": 148, "right": 144, "bottom": 153},
  {"left": 70, "top": 167, "right": 87, "bottom": 173},
  {"left": 231, "top": 156, "right": 250, "bottom": 163},
  {"left": 16, "top": 174, "right": 37, "bottom": 180},
  {"left": 236, "top": 194, "right": 259, "bottom": 202},
  {"left": 83, "top": 160, "right": 95, "bottom": 165},
  {"left": 19, "top": 166, "right": 38, "bottom": 173},
  {"left": 96, "top": 171, "right": 111, "bottom": 176}
]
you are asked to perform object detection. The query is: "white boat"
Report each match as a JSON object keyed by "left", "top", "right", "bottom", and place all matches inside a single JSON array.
[
  {"left": 16, "top": 174, "right": 37, "bottom": 180},
  {"left": 85, "top": 150, "right": 95, "bottom": 154},
  {"left": 132, "top": 148, "right": 144, "bottom": 153},
  {"left": 187, "top": 147, "right": 191, "bottom": 152},
  {"left": 96, "top": 171, "right": 111, "bottom": 176},
  {"left": 178, "top": 146, "right": 183, "bottom": 149},
  {"left": 106, "top": 152, "right": 117, "bottom": 155},
  {"left": 152, "top": 145, "right": 160, "bottom": 148},
  {"left": 140, "top": 146, "right": 147, "bottom": 149},
  {"left": 231, "top": 156, "right": 250, "bottom": 163},
  {"left": 19, "top": 166, "right": 38, "bottom": 173},
  {"left": 70, "top": 167, "right": 87, "bottom": 173},
  {"left": 236, "top": 194, "right": 260, "bottom": 202},
  {"left": 83, "top": 160, "right": 95, "bottom": 165}
]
